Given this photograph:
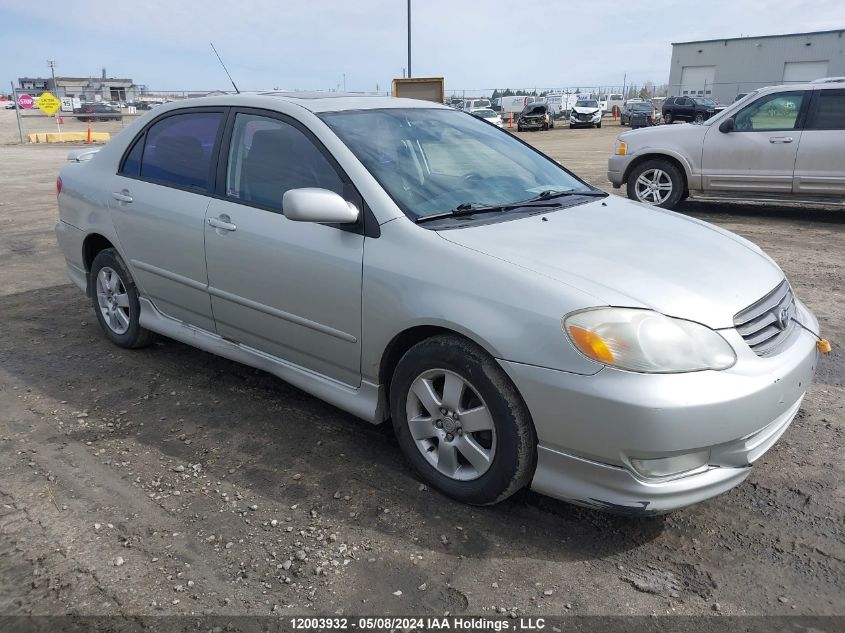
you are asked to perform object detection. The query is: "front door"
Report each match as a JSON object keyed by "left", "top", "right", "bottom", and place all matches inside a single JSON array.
[
  {"left": 701, "top": 90, "right": 807, "bottom": 194},
  {"left": 109, "top": 108, "right": 226, "bottom": 331},
  {"left": 204, "top": 111, "right": 364, "bottom": 387}
]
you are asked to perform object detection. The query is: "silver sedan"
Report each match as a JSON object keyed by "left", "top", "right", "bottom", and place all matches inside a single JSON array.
[{"left": 55, "top": 93, "right": 821, "bottom": 513}]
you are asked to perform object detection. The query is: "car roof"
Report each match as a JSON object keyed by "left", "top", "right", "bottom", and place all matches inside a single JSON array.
[{"left": 142, "top": 92, "right": 450, "bottom": 114}]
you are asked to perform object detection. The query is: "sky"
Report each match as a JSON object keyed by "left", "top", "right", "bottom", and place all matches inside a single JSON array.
[{"left": 2, "top": 0, "right": 844, "bottom": 96}]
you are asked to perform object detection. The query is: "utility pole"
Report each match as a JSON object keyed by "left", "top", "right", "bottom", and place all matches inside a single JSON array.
[
  {"left": 622, "top": 73, "right": 627, "bottom": 100},
  {"left": 47, "top": 60, "right": 57, "bottom": 94},
  {"left": 407, "top": 0, "right": 412, "bottom": 78},
  {"left": 343, "top": 73, "right": 346, "bottom": 92}
]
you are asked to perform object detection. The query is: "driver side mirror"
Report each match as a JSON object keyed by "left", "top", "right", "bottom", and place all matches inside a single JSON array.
[
  {"left": 719, "top": 117, "right": 735, "bottom": 133},
  {"left": 282, "top": 188, "right": 359, "bottom": 224}
]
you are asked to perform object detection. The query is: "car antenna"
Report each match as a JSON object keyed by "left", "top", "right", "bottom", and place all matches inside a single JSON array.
[{"left": 210, "top": 42, "right": 240, "bottom": 94}]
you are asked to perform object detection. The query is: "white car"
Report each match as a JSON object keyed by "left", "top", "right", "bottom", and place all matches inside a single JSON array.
[
  {"left": 468, "top": 107, "right": 503, "bottom": 127},
  {"left": 569, "top": 99, "right": 603, "bottom": 128}
]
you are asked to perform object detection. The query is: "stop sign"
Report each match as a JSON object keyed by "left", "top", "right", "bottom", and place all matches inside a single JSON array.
[{"left": 17, "top": 94, "right": 34, "bottom": 109}]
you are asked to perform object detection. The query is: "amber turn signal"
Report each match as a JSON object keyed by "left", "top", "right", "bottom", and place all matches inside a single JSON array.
[{"left": 568, "top": 326, "right": 615, "bottom": 363}]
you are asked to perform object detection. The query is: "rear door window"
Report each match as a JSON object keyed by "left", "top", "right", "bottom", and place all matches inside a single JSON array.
[
  {"left": 808, "top": 89, "right": 845, "bottom": 130},
  {"left": 138, "top": 112, "right": 224, "bottom": 192}
]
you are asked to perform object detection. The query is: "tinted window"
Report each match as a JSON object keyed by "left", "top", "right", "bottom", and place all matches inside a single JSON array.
[
  {"left": 226, "top": 113, "right": 343, "bottom": 209},
  {"left": 734, "top": 91, "right": 804, "bottom": 131},
  {"left": 810, "top": 90, "right": 845, "bottom": 130},
  {"left": 140, "top": 112, "right": 223, "bottom": 191},
  {"left": 120, "top": 134, "right": 144, "bottom": 177}
]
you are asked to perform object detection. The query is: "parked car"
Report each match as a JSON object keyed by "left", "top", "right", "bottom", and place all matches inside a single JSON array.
[
  {"left": 569, "top": 99, "right": 603, "bottom": 128},
  {"left": 620, "top": 101, "right": 656, "bottom": 127},
  {"left": 608, "top": 81, "right": 845, "bottom": 210},
  {"left": 468, "top": 107, "right": 503, "bottom": 127},
  {"left": 3, "top": 101, "right": 16, "bottom": 109},
  {"left": 74, "top": 103, "right": 121, "bottom": 122},
  {"left": 55, "top": 93, "right": 820, "bottom": 514},
  {"left": 662, "top": 96, "right": 718, "bottom": 124},
  {"left": 517, "top": 103, "right": 553, "bottom": 131}
]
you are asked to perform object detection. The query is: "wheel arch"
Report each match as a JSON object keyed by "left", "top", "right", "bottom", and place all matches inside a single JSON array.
[
  {"left": 378, "top": 325, "right": 503, "bottom": 415},
  {"left": 622, "top": 152, "right": 691, "bottom": 194},
  {"left": 82, "top": 233, "right": 117, "bottom": 296}
]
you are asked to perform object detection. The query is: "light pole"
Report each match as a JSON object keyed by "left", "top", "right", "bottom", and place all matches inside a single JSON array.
[
  {"left": 47, "top": 60, "right": 57, "bottom": 94},
  {"left": 407, "top": 0, "right": 412, "bottom": 78}
]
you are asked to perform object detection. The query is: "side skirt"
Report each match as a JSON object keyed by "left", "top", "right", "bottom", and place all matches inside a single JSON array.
[{"left": 137, "top": 298, "right": 385, "bottom": 424}]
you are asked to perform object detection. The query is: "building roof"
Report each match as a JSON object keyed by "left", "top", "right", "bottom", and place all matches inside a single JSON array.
[{"left": 672, "top": 28, "right": 844, "bottom": 46}]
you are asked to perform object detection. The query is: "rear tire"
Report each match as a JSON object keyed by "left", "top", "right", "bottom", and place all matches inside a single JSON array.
[
  {"left": 664, "top": 112, "right": 673, "bottom": 124},
  {"left": 626, "top": 158, "right": 684, "bottom": 209},
  {"left": 389, "top": 335, "right": 536, "bottom": 506},
  {"left": 90, "top": 249, "right": 155, "bottom": 349}
]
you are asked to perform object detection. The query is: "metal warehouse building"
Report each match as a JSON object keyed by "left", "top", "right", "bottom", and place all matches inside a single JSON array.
[{"left": 668, "top": 29, "right": 845, "bottom": 104}]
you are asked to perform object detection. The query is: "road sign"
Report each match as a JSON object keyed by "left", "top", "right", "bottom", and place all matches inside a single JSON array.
[
  {"left": 35, "top": 91, "right": 62, "bottom": 116},
  {"left": 17, "top": 93, "right": 34, "bottom": 109}
]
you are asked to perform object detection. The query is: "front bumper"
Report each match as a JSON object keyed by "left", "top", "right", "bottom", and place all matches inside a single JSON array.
[
  {"left": 499, "top": 307, "right": 819, "bottom": 513},
  {"left": 607, "top": 153, "right": 632, "bottom": 187}
]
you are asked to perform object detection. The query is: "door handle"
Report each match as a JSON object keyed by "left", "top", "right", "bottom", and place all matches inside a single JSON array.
[
  {"left": 769, "top": 136, "right": 793, "bottom": 144},
  {"left": 111, "top": 190, "right": 133, "bottom": 203},
  {"left": 207, "top": 216, "right": 237, "bottom": 232}
]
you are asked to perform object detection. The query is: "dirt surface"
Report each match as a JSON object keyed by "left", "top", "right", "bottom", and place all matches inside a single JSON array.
[{"left": 0, "top": 110, "right": 843, "bottom": 619}]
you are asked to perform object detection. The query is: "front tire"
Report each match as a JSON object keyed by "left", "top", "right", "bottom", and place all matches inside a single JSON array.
[
  {"left": 389, "top": 335, "right": 536, "bottom": 505},
  {"left": 596, "top": 121, "right": 602, "bottom": 128},
  {"left": 90, "top": 249, "right": 155, "bottom": 348},
  {"left": 626, "top": 158, "right": 684, "bottom": 209}
]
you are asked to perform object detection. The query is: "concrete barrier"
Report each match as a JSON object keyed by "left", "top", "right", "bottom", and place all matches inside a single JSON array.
[{"left": 29, "top": 132, "right": 111, "bottom": 143}]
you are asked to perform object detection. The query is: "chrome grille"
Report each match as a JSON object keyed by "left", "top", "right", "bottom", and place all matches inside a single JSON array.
[{"left": 733, "top": 280, "right": 797, "bottom": 357}]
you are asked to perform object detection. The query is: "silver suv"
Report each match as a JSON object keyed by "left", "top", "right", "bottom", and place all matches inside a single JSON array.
[
  {"left": 56, "top": 94, "right": 820, "bottom": 514},
  {"left": 608, "top": 81, "right": 845, "bottom": 208}
]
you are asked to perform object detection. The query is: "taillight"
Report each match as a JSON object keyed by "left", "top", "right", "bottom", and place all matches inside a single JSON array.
[{"left": 56, "top": 176, "right": 62, "bottom": 195}]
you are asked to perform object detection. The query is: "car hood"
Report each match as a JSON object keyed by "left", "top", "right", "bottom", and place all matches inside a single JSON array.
[
  {"left": 620, "top": 120, "right": 709, "bottom": 144},
  {"left": 572, "top": 106, "right": 600, "bottom": 114},
  {"left": 436, "top": 195, "right": 783, "bottom": 328}
]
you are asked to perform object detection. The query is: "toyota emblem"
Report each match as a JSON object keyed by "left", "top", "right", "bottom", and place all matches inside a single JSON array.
[{"left": 776, "top": 307, "right": 790, "bottom": 331}]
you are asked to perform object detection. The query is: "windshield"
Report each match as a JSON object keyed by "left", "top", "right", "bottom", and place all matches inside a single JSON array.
[
  {"left": 319, "top": 108, "right": 591, "bottom": 220},
  {"left": 577, "top": 100, "right": 599, "bottom": 108},
  {"left": 694, "top": 97, "right": 716, "bottom": 106},
  {"left": 631, "top": 103, "right": 653, "bottom": 111},
  {"left": 472, "top": 109, "right": 497, "bottom": 118}
]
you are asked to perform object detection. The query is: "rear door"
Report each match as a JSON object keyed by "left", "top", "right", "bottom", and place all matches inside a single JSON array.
[
  {"left": 203, "top": 109, "right": 365, "bottom": 387},
  {"left": 700, "top": 90, "right": 808, "bottom": 194},
  {"left": 793, "top": 88, "right": 845, "bottom": 197},
  {"left": 109, "top": 108, "right": 226, "bottom": 331}
]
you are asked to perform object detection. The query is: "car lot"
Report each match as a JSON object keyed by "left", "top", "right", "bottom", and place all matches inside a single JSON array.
[{"left": 0, "top": 109, "right": 843, "bottom": 617}]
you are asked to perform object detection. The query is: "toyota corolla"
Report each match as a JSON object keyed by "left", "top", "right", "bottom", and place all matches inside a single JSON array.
[{"left": 55, "top": 93, "right": 822, "bottom": 513}]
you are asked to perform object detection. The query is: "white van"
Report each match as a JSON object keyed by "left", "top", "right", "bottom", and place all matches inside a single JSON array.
[
  {"left": 460, "top": 98, "right": 491, "bottom": 111},
  {"left": 544, "top": 94, "right": 580, "bottom": 118}
]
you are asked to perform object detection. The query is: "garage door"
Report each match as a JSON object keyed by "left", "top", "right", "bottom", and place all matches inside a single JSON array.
[
  {"left": 680, "top": 66, "right": 716, "bottom": 96},
  {"left": 783, "top": 60, "right": 829, "bottom": 83}
]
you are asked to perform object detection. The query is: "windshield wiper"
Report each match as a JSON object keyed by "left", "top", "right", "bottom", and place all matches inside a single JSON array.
[
  {"left": 528, "top": 189, "right": 608, "bottom": 201},
  {"left": 415, "top": 190, "right": 607, "bottom": 224}
]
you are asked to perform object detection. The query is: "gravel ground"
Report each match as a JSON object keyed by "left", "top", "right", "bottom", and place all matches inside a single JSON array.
[{"left": 0, "top": 110, "right": 843, "bottom": 619}]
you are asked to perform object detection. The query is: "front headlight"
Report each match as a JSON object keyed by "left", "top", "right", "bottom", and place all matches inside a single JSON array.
[{"left": 562, "top": 308, "right": 736, "bottom": 373}]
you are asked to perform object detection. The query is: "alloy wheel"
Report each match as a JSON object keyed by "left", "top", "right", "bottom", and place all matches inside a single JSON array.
[
  {"left": 96, "top": 267, "right": 131, "bottom": 335},
  {"left": 405, "top": 369, "right": 496, "bottom": 481},
  {"left": 634, "top": 168, "right": 673, "bottom": 205}
]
